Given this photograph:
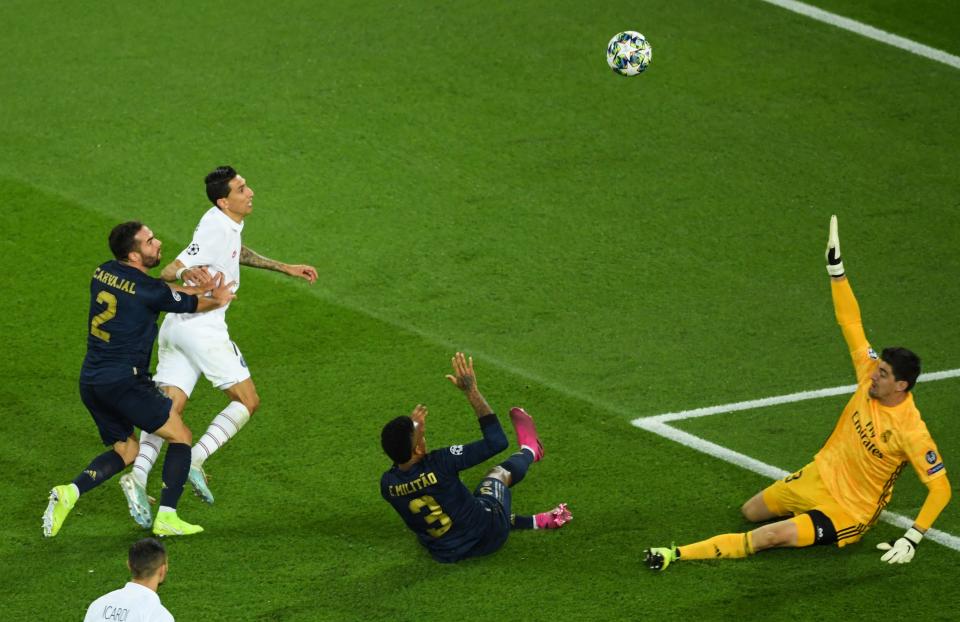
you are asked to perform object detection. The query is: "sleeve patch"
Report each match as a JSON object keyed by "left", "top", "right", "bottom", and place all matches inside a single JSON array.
[
  {"left": 867, "top": 347, "right": 879, "bottom": 360},
  {"left": 449, "top": 445, "right": 463, "bottom": 456},
  {"left": 171, "top": 290, "right": 182, "bottom": 302},
  {"left": 926, "top": 450, "right": 938, "bottom": 464},
  {"left": 927, "top": 463, "right": 945, "bottom": 476},
  {"left": 186, "top": 242, "right": 200, "bottom": 256}
]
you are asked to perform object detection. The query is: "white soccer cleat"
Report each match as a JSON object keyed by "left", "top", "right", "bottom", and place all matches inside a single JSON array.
[
  {"left": 119, "top": 473, "right": 153, "bottom": 529},
  {"left": 188, "top": 465, "right": 215, "bottom": 504}
]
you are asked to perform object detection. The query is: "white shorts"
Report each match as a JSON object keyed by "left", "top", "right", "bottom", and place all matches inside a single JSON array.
[{"left": 154, "top": 318, "right": 251, "bottom": 397}]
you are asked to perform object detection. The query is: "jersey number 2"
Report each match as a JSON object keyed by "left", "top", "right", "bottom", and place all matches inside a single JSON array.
[
  {"left": 90, "top": 291, "right": 118, "bottom": 342},
  {"left": 408, "top": 495, "right": 453, "bottom": 538}
]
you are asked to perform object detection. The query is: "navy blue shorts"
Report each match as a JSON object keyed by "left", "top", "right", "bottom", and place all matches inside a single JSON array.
[
  {"left": 79, "top": 375, "right": 172, "bottom": 445},
  {"left": 463, "top": 477, "right": 512, "bottom": 559}
]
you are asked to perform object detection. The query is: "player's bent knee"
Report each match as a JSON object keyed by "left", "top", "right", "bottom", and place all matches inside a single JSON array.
[
  {"left": 741, "top": 493, "right": 773, "bottom": 522},
  {"left": 154, "top": 415, "right": 192, "bottom": 445},
  {"left": 485, "top": 466, "right": 512, "bottom": 487},
  {"left": 114, "top": 438, "right": 140, "bottom": 465}
]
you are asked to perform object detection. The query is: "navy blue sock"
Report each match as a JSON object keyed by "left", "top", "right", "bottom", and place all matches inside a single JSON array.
[
  {"left": 499, "top": 448, "right": 534, "bottom": 487},
  {"left": 511, "top": 514, "right": 534, "bottom": 530},
  {"left": 159, "top": 443, "right": 191, "bottom": 509},
  {"left": 72, "top": 450, "right": 126, "bottom": 495}
]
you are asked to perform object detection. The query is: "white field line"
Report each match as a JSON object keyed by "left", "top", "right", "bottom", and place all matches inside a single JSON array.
[
  {"left": 760, "top": 0, "right": 960, "bottom": 70},
  {"left": 632, "top": 369, "right": 960, "bottom": 552},
  {"left": 635, "top": 368, "right": 960, "bottom": 425}
]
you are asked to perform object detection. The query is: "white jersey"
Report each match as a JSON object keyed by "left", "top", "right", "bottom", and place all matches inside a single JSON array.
[
  {"left": 84, "top": 582, "right": 174, "bottom": 622},
  {"left": 167, "top": 206, "right": 243, "bottom": 329}
]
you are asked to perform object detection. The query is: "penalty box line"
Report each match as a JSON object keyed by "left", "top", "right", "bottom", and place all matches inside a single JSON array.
[{"left": 632, "top": 368, "right": 960, "bottom": 553}]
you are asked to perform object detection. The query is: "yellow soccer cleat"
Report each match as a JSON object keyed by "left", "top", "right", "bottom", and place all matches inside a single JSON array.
[
  {"left": 643, "top": 545, "right": 678, "bottom": 572},
  {"left": 152, "top": 510, "right": 204, "bottom": 537},
  {"left": 42, "top": 484, "right": 79, "bottom": 538}
]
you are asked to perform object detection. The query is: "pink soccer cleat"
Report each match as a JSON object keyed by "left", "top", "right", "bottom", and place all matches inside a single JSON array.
[
  {"left": 509, "top": 407, "right": 544, "bottom": 462},
  {"left": 535, "top": 503, "right": 572, "bottom": 530}
]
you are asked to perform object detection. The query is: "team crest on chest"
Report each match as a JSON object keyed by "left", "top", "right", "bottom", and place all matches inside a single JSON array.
[{"left": 881, "top": 430, "right": 892, "bottom": 444}]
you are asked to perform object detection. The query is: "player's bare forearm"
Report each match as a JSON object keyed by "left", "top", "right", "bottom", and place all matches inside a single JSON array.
[
  {"left": 240, "top": 246, "right": 286, "bottom": 272},
  {"left": 465, "top": 389, "right": 494, "bottom": 419},
  {"left": 160, "top": 259, "right": 185, "bottom": 282},
  {"left": 240, "top": 246, "right": 319, "bottom": 284}
]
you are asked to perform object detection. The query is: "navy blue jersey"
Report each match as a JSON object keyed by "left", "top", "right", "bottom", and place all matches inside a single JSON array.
[
  {"left": 80, "top": 260, "right": 198, "bottom": 385},
  {"left": 381, "top": 414, "right": 509, "bottom": 561}
]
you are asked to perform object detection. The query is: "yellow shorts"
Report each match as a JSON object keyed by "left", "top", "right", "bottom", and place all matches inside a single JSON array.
[{"left": 761, "top": 462, "right": 866, "bottom": 548}]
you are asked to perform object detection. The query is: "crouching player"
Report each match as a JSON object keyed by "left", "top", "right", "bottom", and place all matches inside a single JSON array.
[{"left": 380, "top": 352, "right": 571, "bottom": 563}]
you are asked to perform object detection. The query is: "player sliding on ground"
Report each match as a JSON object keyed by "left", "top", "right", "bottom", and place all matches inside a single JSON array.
[
  {"left": 380, "top": 352, "right": 571, "bottom": 563},
  {"left": 645, "top": 215, "right": 951, "bottom": 571}
]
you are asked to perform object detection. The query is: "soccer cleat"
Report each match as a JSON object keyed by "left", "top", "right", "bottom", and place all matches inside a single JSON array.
[
  {"left": 644, "top": 545, "right": 678, "bottom": 572},
  {"left": 119, "top": 473, "right": 153, "bottom": 529},
  {"left": 535, "top": 503, "right": 572, "bottom": 529},
  {"left": 42, "top": 484, "right": 79, "bottom": 538},
  {"left": 509, "top": 407, "right": 544, "bottom": 462},
  {"left": 152, "top": 510, "right": 204, "bottom": 537},
  {"left": 188, "top": 464, "right": 214, "bottom": 504}
]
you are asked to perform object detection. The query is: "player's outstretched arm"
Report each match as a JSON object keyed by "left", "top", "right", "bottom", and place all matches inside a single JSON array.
[
  {"left": 878, "top": 476, "right": 952, "bottom": 564},
  {"left": 239, "top": 246, "right": 318, "bottom": 284},
  {"left": 445, "top": 352, "right": 493, "bottom": 418}
]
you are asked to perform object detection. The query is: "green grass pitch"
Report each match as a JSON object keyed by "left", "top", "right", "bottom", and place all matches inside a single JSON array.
[{"left": 1, "top": 1, "right": 959, "bottom": 619}]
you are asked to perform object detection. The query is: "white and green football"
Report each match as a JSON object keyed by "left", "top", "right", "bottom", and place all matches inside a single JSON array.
[{"left": 606, "top": 31, "right": 652, "bottom": 76}]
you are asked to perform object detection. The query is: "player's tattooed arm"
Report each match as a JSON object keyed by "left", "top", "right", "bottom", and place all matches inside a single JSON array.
[
  {"left": 240, "top": 246, "right": 318, "bottom": 284},
  {"left": 446, "top": 352, "right": 493, "bottom": 418}
]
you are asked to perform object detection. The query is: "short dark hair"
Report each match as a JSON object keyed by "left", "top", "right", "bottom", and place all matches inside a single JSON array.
[
  {"left": 128, "top": 538, "right": 167, "bottom": 579},
  {"left": 881, "top": 347, "right": 921, "bottom": 392},
  {"left": 205, "top": 165, "right": 238, "bottom": 206},
  {"left": 381, "top": 416, "right": 415, "bottom": 464},
  {"left": 109, "top": 221, "right": 144, "bottom": 261}
]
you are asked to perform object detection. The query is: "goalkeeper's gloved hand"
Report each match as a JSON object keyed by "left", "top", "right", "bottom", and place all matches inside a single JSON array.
[
  {"left": 825, "top": 214, "right": 845, "bottom": 277},
  {"left": 877, "top": 527, "right": 923, "bottom": 564}
]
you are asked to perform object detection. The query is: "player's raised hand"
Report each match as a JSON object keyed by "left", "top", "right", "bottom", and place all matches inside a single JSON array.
[
  {"left": 445, "top": 352, "right": 478, "bottom": 394},
  {"left": 826, "top": 215, "right": 845, "bottom": 277},
  {"left": 284, "top": 264, "right": 318, "bottom": 284},
  {"left": 410, "top": 404, "right": 428, "bottom": 456},
  {"left": 410, "top": 404, "right": 428, "bottom": 428}
]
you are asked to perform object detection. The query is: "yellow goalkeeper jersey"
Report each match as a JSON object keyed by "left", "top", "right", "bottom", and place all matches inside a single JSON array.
[{"left": 814, "top": 279, "right": 947, "bottom": 526}]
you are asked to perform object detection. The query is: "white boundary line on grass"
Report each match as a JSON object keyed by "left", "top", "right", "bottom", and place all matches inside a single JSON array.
[
  {"left": 632, "top": 368, "right": 960, "bottom": 552},
  {"left": 759, "top": 0, "right": 960, "bottom": 70}
]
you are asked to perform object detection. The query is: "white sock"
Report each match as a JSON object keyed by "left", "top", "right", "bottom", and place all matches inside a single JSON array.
[
  {"left": 133, "top": 431, "right": 164, "bottom": 487},
  {"left": 158, "top": 505, "right": 175, "bottom": 515},
  {"left": 192, "top": 401, "right": 251, "bottom": 466}
]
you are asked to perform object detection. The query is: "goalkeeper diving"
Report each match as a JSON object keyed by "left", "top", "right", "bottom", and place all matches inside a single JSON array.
[{"left": 644, "top": 215, "right": 952, "bottom": 571}]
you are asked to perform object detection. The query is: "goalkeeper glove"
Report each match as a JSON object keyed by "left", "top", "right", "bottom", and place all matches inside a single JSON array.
[
  {"left": 877, "top": 527, "right": 923, "bottom": 564},
  {"left": 825, "top": 214, "right": 845, "bottom": 277}
]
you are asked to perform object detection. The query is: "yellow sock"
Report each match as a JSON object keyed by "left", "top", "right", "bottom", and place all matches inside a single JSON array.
[{"left": 678, "top": 532, "right": 753, "bottom": 560}]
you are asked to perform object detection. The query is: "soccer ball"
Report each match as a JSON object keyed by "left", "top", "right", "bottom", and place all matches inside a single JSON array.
[{"left": 606, "top": 31, "right": 652, "bottom": 76}]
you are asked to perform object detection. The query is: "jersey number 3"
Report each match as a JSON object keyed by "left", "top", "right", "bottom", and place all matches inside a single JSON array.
[
  {"left": 408, "top": 495, "right": 453, "bottom": 538},
  {"left": 90, "top": 291, "right": 118, "bottom": 342}
]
